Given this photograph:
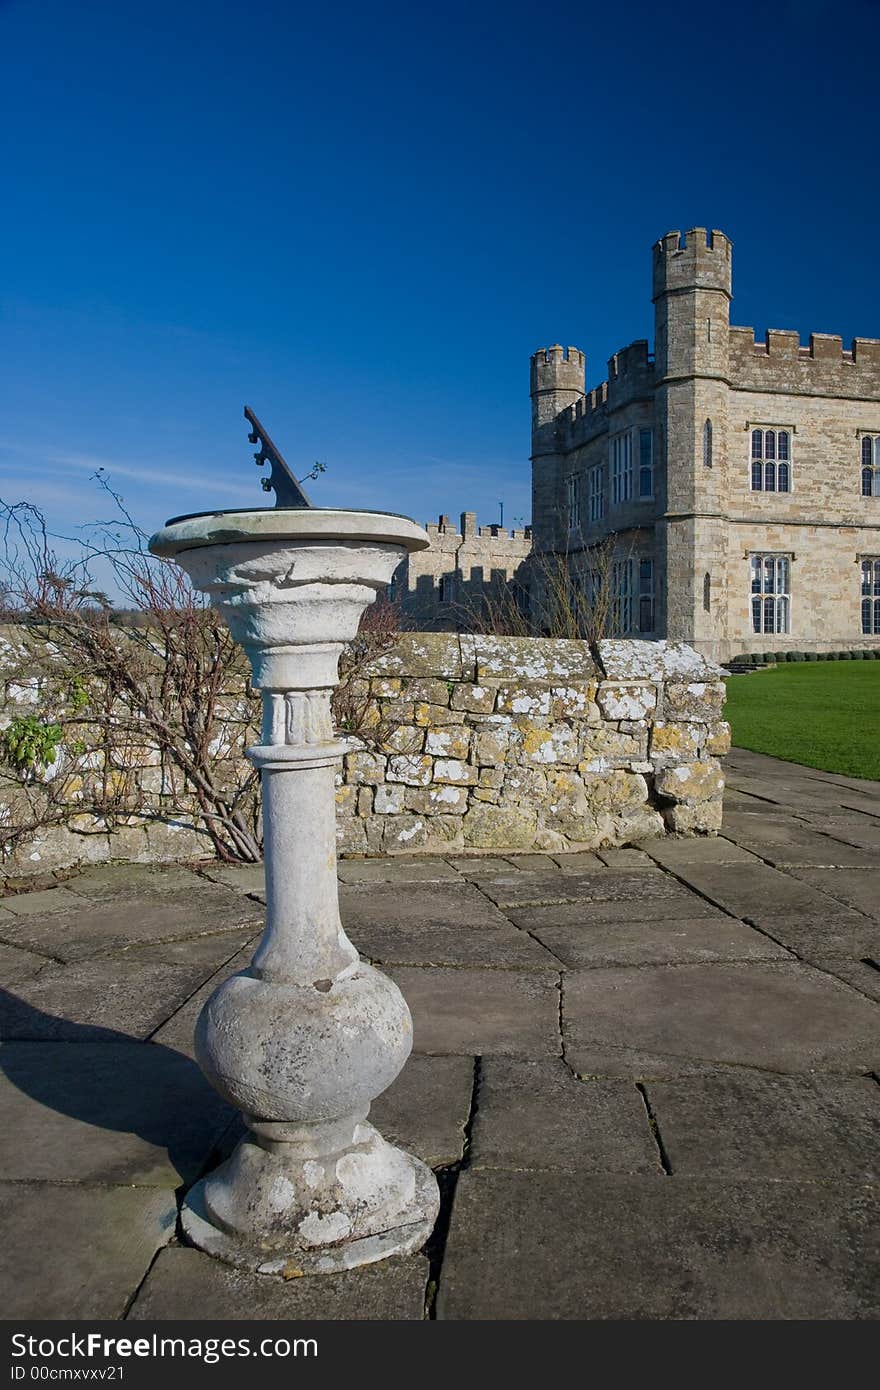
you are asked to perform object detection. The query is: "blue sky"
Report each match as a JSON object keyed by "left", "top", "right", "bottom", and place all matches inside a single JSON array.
[{"left": 2, "top": 0, "right": 879, "bottom": 554}]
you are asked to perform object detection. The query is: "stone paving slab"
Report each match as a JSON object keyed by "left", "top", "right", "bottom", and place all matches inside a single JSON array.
[
  {"left": 528, "top": 917, "right": 790, "bottom": 969},
  {"left": 469, "top": 1059, "right": 659, "bottom": 1174},
  {"left": 645, "top": 1074, "right": 880, "bottom": 1181},
  {"left": 562, "top": 962, "right": 880, "bottom": 1077},
  {"left": 638, "top": 835, "right": 763, "bottom": 867},
  {"left": 797, "top": 815, "right": 880, "bottom": 852},
  {"left": 354, "top": 920, "right": 558, "bottom": 970},
  {"left": 551, "top": 852, "right": 605, "bottom": 872},
  {"left": 0, "top": 886, "right": 87, "bottom": 916},
  {"left": 507, "top": 895, "right": 729, "bottom": 930},
  {"left": 594, "top": 848, "right": 656, "bottom": 869},
  {"left": 336, "top": 859, "right": 462, "bottom": 884},
  {"left": 445, "top": 856, "right": 518, "bottom": 875},
  {"left": 150, "top": 946, "right": 253, "bottom": 1057},
  {"left": 745, "top": 912, "right": 880, "bottom": 960},
  {"left": 716, "top": 820, "right": 877, "bottom": 868},
  {"left": 198, "top": 863, "right": 266, "bottom": 896},
  {"left": 390, "top": 966, "right": 560, "bottom": 1057},
  {"left": 783, "top": 868, "right": 880, "bottom": 919},
  {"left": 664, "top": 861, "right": 848, "bottom": 919},
  {"left": 339, "top": 881, "right": 522, "bottom": 934},
  {"left": 0, "top": 1042, "right": 233, "bottom": 1185},
  {"left": 806, "top": 957, "right": 880, "bottom": 1004},
  {"left": 371, "top": 1055, "right": 475, "bottom": 1169},
  {"left": 0, "top": 1183, "right": 177, "bottom": 1319},
  {"left": 0, "top": 941, "right": 51, "bottom": 985},
  {"left": 65, "top": 864, "right": 229, "bottom": 901},
  {"left": 0, "top": 897, "right": 264, "bottom": 963},
  {"left": 437, "top": 1172, "right": 880, "bottom": 1320},
  {"left": 0, "top": 958, "right": 220, "bottom": 1041},
  {"left": 475, "top": 869, "right": 694, "bottom": 909},
  {"left": 128, "top": 1247, "right": 429, "bottom": 1320}
]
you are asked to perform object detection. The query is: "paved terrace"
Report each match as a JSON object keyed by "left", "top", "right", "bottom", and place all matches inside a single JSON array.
[{"left": 0, "top": 748, "right": 878, "bottom": 1321}]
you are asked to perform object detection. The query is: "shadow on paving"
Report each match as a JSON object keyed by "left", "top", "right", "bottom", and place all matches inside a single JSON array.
[{"left": 0, "top": 989, "right": 234, "bottom": 1187}]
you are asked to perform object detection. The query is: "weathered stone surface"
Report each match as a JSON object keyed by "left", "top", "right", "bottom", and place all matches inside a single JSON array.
[
  {"left": 663, "top": 799, "right": 725, "bottom": 833},
  {"left": 599, "top": 640, "right": 723, "bottom": 683},
  {"left": 404, "top": 785, "right": 469, "bottom": 815},
  {"left": 0, "top": 1183, "right": 177, "bottom": 1320},
  {"left": 432, "top": 757, "right": 477, "bottom": 785},
  {"left": 129, "top": 1246, "right": 429, "bottom": 1320},
  {"left": 533, "top": 917, "right": 788, "bottom": 969},
  {"left": 646, "top": 1074, "right": 880, "bottom": 1180},
  {"left": 389, "top": 966, "right": 560, "bottom": 1057},
  {"left": 386, "top": 754, "right": 432, "bottom": 786},
  {"left": 638, "top": 835, "right": 762, "bottom": 867},
  {"left": 65, "top": 863, "right": 218, "bottom": 901},
  {"left": 0, "top": 941, "right": 50, "bottom": 985},
  {"left": 649, "top": 720, "right": 700, "bottom": 764},
  {"left": 656, "top": 759, "right": 724, "bottom": 805},
  {"left": 509, "top": 894, "right": 727, "bottom": 930},
  {"left": 783, "top": 867, "right": 880, "bottom": 918},
  {"left": 462, "top": 803, "right": 538, "bottom": 849},
  {"left": 336, "top": 859, "right": 462, "bottom": 884},
  {"left": 200, "top": 862, "right": 266, "bottom": 896},
  {"left": 424, "top": 726, "right": 471, "bottom": 760},
  {"left": 666, "top": 861, "right": 847, "bottom": 919},
  {"left": 364, "top": 632, "right": 464, "bottom": 680},
  {"left": 595, "top": 847, "right": 655, "bottom": 869},
  {"left": 721, "top": 822, "right": 877, "bottom": 868},
  {"left": 469, "top": 635, "right": 597, "bottom": 683},
  {"left": 806, "top": 956, "right": 880, "bottom": 1003},
  {"left": 478, "top": 868, "right": 695, "bottom": 908},
  {"left": 662, "top": 680, "right": 727, "bottom": 721},
  {"left": 437, "top": 1172, "right": 880, "bottom": 1319},
  {"left": 745, "top": 911, "right": 879, "bottom": 959},
  {"left": 596, "top": 681, "right": 657, "bottom": 721},
  {"left": 371, "top": 1055, "right": 475, "bottom": 1168},
  {"left": 563, "top": 962, "right": 880, "bottom": 1076},
  {"left": 0, "top": 895, "right": 263, "bottom": 964},
  {"left": 0, "top": 1042, "right": 233, "bottom": 1184},
  {"left": 450, "top": 683, "right": 495, "bottom": 713},
  {"left": 0, "top": 952, "right": 245, "bottom": 1041},
  {"left": 356, "top": 920, "right": 556, "bottom": 970},
  {"left": 0, "top": 886, "right": 85, "bottom": 917},
  {"left": 469, "top": 1059, "right": 658, "bottom": 1173}
]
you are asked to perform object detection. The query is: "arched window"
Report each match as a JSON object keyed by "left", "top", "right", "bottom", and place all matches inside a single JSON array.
[
  {"left": 862, "top": 436, "right": 880, "bottom": 497},
  {"left": 750, "top": 429, "right": 792, "bottom": 493},
  {"left": 703, "top": 571, "right": 711, "bottom": 612},
  {"left": 862, "top": 559, "right": 880, "bottom": 634},
  {"left": 703, "top": 419, "right": 713, "bottom": 468}
]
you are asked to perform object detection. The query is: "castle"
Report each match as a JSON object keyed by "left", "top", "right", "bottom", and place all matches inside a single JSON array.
[
  {"left": 531, "top": 228, "right": 880, "bottom": 662},
  {"left": 391, "top": 512, "right": 532, "bottom": 629}
]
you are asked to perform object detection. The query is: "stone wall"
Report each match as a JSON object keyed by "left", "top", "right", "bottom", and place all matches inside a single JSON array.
[
  {"left": 393, "top": 512, "right": 532, "bottom": 630},
  {"left": 1, "top": 629, "right": 728, "bottom": 880},
  {"left": 335, "top": 634, "right": 728, "bottom": 854}
]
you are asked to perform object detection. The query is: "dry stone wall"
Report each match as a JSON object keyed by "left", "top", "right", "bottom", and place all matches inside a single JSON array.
[
  {"left": 1, "top": 629, "right": 728, "bottom": 880},
  {"left": 335, "top": 634, "right": 728, "bottom": 854}
]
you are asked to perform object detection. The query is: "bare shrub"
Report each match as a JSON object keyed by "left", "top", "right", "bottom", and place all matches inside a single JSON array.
[{"left": 0, "top": 492, "right": 262, "bottom": 864}]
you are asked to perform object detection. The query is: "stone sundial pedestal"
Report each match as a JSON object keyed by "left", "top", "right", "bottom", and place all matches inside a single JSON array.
[{"left": 149, "top": 508, "right": 438, "bottom": 1274}]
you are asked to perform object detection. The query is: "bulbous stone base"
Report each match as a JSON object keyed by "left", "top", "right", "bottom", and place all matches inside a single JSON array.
[{"left": 181, "top": 1122, "right": 440, "bottom": 1276}]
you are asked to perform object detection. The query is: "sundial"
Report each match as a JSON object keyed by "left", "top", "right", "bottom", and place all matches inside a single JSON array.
[{"left": 244, "top": 405, "right": 313, "bottom": 509}]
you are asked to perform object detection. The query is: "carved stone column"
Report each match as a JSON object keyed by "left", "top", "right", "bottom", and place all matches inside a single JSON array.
[{"left": 149, "top": 510, "right": 438, "bottom": 1274}]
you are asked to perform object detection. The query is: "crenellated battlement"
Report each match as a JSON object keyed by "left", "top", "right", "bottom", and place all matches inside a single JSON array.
[
  {"left": 529, "top": 344, "right": 586, "bottom": 395},
  {"left": 653, "top": 227, "right": 732, "bottom": 301},
  {"left": 423, "top": 513, "right": 532, "bottom": 545},
  {"left": 552, "top": 341, "right": 655, "bottom": 447},
  {"left": 729, "top": 325, "right": 880, "bottom": 396}
]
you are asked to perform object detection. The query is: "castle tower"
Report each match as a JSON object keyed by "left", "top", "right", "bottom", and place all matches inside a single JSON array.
[
  {"left": 653, "top": 229, "right": 732, "bottom": 645},
  {"left": 530, "top": 345, "right": 585, "bottom": 551}
]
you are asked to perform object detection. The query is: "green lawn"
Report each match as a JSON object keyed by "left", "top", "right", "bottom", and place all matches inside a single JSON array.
[{"left": 723, "top": 661, "right": 880, "bottom": 780}]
